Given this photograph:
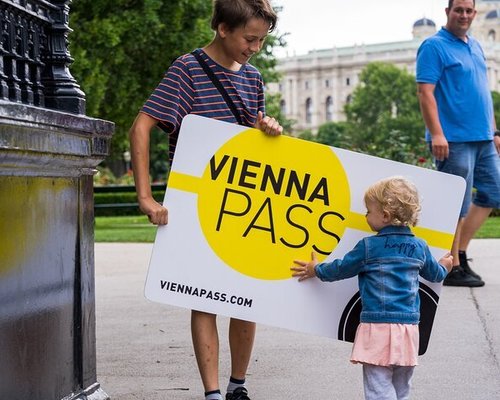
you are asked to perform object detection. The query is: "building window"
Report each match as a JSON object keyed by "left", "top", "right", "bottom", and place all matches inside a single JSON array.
[
  {"left": 305, "top": 81, "right": 309, "bottom": 90},
  {"left": 346, "top": 77, "right": 350, "bottom": 86},
  {"left": 306, "top": 98, "right": 313, "bottom": 124},
  {"left": 345, "top": 94, "right": 352, "bottom": 104},
  {"left": 325, "top": 96, "right": 333, "bottom": 121},
  {"left": 325, "top": 79, "right": 330, "bottom": 88},
  {"left": 280, "top": 99, "right": 286, "bottom": 115}
]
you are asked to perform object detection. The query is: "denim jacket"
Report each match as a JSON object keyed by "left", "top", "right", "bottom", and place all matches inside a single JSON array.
[{"left": 315, "top": 225, "right": 448, "bottom": 324}]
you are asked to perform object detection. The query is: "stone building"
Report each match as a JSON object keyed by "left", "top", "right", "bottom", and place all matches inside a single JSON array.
[{"left": 271, "top": 0, "right": 500, "bottom": 133}]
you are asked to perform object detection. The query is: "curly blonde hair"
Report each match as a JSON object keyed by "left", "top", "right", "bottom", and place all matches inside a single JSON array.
[{"left": 364, "top": 176, "right": 421, "bottom": 227}]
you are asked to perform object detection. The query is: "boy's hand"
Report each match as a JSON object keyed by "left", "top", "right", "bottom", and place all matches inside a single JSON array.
[
  {"left": 291, "top": 252, "right": 319, "bottom": 282},
  {"left": 439, "top": 252, "right": 454, "bottom": 273},
  {"left": 139, "top": 196, "right": 168, "bottom": 225},
  {"left": 255, "top": 111, "right": 283, "bottom": 136}
]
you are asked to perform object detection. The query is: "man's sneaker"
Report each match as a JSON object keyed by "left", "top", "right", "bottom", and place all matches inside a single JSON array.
[
  {"left": 459, "top": 251, "right": 482, "bottom": 280},
  {"left": 443, "top": 266, "right": 485, "bottom": 287},
  {"left": 226, "top": 387, "right": 250, "bottom": 400}
]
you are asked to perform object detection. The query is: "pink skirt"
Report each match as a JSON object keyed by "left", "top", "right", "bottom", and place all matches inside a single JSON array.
[{"left": 350, "top": 323, "right": 419, "bottom": 367}]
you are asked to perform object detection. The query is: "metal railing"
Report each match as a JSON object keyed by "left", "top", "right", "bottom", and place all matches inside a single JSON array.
[{"left": 0, "top": 0, "right": 85, "bottom": 114}]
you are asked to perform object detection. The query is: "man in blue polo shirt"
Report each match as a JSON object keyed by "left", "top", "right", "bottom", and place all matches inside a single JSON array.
[{"left": 416, "top": 0, "right": 500, "bottom": 287}]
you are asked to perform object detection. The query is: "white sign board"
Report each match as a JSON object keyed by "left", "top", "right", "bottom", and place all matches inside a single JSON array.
[{"left": 145, "top": 115, "right": 465, "bottom": 354}]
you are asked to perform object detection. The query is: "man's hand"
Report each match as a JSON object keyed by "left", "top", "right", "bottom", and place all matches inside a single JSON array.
[{"left": 431, "top": 134, "right": 449, "bottom": 161}]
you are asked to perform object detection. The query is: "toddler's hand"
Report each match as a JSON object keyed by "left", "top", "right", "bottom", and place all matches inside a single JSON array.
[
  {"left": 291, "top": 252, "right": 318, "bottom": 282},
  {"left": 439, "top": 252, "right": 454, "bottom": 273}
]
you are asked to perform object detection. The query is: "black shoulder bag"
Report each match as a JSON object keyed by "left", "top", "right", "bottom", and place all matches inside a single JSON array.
[{"left": 191, "top": 50, "right": 243, "bottom": 125}]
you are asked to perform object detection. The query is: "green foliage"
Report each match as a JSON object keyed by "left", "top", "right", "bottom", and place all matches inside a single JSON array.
[
  {"left": 299, "top": 62, "right": 429, "bottom": 167},
  {"left": 69, "top": 1, "right": 287, "bottom": 180},
  {"left": 69, "top": 0, "right": 213, "bottom": 164},
  {"left": 297, "top": 129, "right": 314, "bottom": 141},
  {"left": 94, "top": 166, "right": 136, "bottom": 186},
  {"left": 344, "top": 62, "right": 424, "bottom": 156},
  {"left": 473, "top": 216, "right": 500, "bottom": 237},
  {"left": 93, "top": 167, "right": 118, "bottom": 186},
  {"left": 492, "top": 91, "right": 500, "bottom": 129},
  {"left": 149, "top": 128, "right": 170, "bottom": 183},
  {"left": 314, "top": 121, "right": 351, "bottom": 148}
]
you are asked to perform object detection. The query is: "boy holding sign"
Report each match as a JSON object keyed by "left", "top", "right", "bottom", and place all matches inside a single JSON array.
[
  {"left": 292, "top": 177, "right": 453, "bottom": 400},
  {"left": 129, "top": 1, "right": 282, "bottom": 399}
]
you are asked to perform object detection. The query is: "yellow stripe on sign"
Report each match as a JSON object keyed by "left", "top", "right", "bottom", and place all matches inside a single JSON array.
[
  {"left": 346, "top": 211, "right": 371, "bottom": 233},
  {"left": 166, "top": 175, "right": 455, "bottom": 251},
  {"left": 168, "top": 171, "right": 201, "bottom": 194},
  {"left": 411, "top": 226, "right": 454, "bottom": 251},
  {"left": 347, "top": 211, "right": 454, "bottom": 251}
]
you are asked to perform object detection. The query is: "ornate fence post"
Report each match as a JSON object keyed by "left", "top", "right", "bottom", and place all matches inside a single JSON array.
[
  {"left": 41, "top": 0, "right": 85, "bottom": 114},
  {"left": 0, "top": 1, "right": 114, "bottom": 399}
]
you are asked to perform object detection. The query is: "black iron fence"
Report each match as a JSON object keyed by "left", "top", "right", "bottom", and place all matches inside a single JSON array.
[{"left": 0, "top": 0, "right": 85, "bottom": 114}]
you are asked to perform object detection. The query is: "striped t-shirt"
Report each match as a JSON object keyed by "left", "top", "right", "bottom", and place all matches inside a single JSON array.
[{"left": 141, "top": 48, "right": 266, "bottom": 162}]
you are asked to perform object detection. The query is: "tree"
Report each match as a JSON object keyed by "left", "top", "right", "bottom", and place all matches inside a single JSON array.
[
  {"left": 344, "top": 62, "right": 427, "bottom": 165},
  {"left": 314, "top": 121, "right": 351, "bottom": 147},
  {"left": 69, "top": 0, "right": 287, "bottom": 180},
  {"left": 69, "top": 0, "right": 213, "bottom": 175}
]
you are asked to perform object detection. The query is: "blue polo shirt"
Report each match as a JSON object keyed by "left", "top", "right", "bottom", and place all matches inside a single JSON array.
[{"left": 416, "top": 28, "right": 494, "bottom": 142}]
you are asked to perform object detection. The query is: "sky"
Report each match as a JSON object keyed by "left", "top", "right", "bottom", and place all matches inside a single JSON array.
[{"left": 274, "top": 0, "right": 449, "bottom": 57}]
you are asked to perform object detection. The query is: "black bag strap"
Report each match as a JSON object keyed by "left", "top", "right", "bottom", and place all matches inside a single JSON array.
[{"left": 191, "top": 50, "right": 243, "bottom": 125}]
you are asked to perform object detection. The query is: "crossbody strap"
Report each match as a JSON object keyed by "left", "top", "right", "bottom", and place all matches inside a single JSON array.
[{"left": 191, "top": 50, "right": 243, "bottom": 125}]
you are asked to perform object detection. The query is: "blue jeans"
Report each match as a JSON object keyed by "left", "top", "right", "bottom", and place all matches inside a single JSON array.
[{"left": 433, "top": 141, "right": 500, "bottom": 218}]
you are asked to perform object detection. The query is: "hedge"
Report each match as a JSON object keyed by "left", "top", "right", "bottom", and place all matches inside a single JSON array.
[{"left": 94, "top": 189, "right": 165, "bottom": 217}]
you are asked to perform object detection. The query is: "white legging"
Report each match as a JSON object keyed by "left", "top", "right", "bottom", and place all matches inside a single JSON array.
[{"left": 363, "top": 364, "right": 415, "bottom": 400}]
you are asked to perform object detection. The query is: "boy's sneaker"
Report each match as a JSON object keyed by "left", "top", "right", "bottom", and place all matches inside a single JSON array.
[
  {"left": 459, "top": 252, "right": 482, "bottom": 280},
  {"left": 443, "top": 266, "right": 485, "bottom": 287},
  {"left": 226, "top": 387, "right": 250, "bottom": 400}
]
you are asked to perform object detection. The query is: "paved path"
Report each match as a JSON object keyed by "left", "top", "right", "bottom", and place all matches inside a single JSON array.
[{"left": 95, "top": 239, "right": 500, "bottom": 400}]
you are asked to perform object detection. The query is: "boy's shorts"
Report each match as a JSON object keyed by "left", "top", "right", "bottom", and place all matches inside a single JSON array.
[{"left": 433, "top": 141, "right": 500, "bottom": 218}]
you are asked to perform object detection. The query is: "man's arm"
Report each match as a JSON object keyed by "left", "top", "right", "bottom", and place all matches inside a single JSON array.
[
  {"left": 129, "top": 113, "right": 168, "bottom": 225},
  {"left": 417, "top": 83, "right": 449, "bottom": 161}
]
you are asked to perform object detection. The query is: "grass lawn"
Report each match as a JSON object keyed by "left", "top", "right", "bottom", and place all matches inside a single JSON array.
[
  {"left": 94, "top": 215, "right": 157, "bottom": 242},
  {"left": 94, "top": 215, "right": 500, "bottom": 243},
  {"left": 473, "top": 215, "right": 500, "bottom": 239}
]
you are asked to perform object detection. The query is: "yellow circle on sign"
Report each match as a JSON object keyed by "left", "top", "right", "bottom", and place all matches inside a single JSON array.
[{"left": 197, "top": 129, "right": 350, "bottom": 280}]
